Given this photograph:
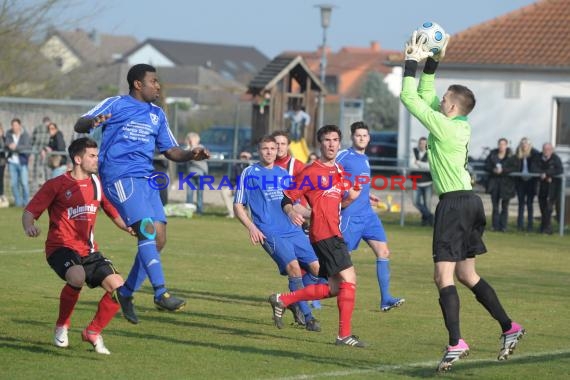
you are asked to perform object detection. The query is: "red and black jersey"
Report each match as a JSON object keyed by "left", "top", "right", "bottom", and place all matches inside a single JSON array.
[
  {"left": 25, "top": 172, "right": 120, "bottom": 258},
  {"left": 284, "top": 161, "right": 345, "bottom": 243}
]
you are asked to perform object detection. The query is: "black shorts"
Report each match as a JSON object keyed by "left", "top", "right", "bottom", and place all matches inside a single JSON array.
[
  {"left": 311, "top": 236, "right": 353, "bottom": 278},
  {"left": 47, "top": 248, "right": 119, "bottom": 288},
  {"left": 433, "top": 191, "right": 487, "bottom": 262}
]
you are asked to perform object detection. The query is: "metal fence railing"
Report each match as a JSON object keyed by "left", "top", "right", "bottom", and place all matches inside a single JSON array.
[
  {"left": 1, "top": 152, "right": 567, "bottom": 236},
  {"left": 370, "top": 164, "right": 568, "bottom": 236}
]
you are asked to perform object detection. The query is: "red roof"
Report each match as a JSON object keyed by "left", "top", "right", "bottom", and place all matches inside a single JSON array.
[
  {"left": 446, "top": 0, "right": 570, "bottom": 67},
  {"left": 284, "top": 42, "right": 399, "bottom": 99}
]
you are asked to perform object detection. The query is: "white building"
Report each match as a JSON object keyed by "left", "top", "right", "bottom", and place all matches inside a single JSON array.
[{"left": 395, "top": 0, "right": 570, "bottom": 168}]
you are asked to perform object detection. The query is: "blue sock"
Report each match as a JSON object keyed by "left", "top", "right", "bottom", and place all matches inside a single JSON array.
[
  {"left": 288, "top": 276, "right": 313, "bottom": 320},
  {"left": 377, "top": 258, "right": 392, "bottom": 304},
  {"left": 302, "top": 272, "right": 319, "bottom": 287},
  {"left": 303, "top": 272, "right": 322, "bottom": 309},
  {"left": 137, "top": 239, "right": 167, "bottom": 299},
  {"left": 120, "top": 254, "right": 148, "bottom": 297}
]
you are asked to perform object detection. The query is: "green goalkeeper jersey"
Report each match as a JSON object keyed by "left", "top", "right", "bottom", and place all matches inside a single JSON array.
[{"left": 400, "top": 73, "right": 472, "bottom": 195}]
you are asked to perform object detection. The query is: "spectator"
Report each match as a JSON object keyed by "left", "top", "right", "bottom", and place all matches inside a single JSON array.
[
  {"left": 484, "top": 138, "right": 518, "bottom": 232},
  {"left": 42, "top": 122, "right": 68, "bottom": 178},
  {"left": 410, "top": 137, "right": 434, "bottom": 226},
  {"left": 220, "top": 151, "right": 251, "bottom": 218},
  {"left": 283, "top": 104, "right": 311, "bottom": 141},
  {"left": 5, "top": 118, "right": 31, "bottom": 207},
  {"left": 514, "top": 138, "right": 540, "bottom": 232},
  {"left": 307, "top": 152, "right": 318, "bottom": 165},
  {"left": 31, "top": 116, "right": 51, "bottom": 190},
  {"left": 185, "top": 132, "right": 208, "bottom": 214},
  {"left": 0, "top": 123, "right": 7, "bottom": 207},
  {"left": 533, "top": 143, "right": 563, "bottom": 235}
]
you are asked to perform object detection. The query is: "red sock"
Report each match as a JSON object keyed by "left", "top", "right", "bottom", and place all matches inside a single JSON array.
[
  {"left": 56, "top": 284, "right": 81, "bottom": 328},
  {"left": 86, "top": 292, "right": 120, "bottom": 334},
  {"left": 337, "top": 282, "right": 356, "bottom": 338},
  {"left": 279, "top": 284, "right": 330, "bottom": 306}
]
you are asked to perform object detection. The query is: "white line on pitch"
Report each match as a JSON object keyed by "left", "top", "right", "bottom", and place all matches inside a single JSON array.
[
  {"left": 267, "top": 348, "right": 570, "bottom": 380},
  {"left": 0, "top": 249, "right": 43, "bottom": 254}
]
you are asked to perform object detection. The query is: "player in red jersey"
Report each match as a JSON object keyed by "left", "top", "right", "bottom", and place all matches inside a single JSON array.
[
  {"left": 268, "top": 125, "right": 366, "bottom": 347},
  {"left": 270, "top": 130, "right": 323, "bottom": 317},
  {"left": 23, "top": 137, "right": 133, "bottom": 355},
  {"left": 272, "top": 130, "right": 306, "bottom": 176}
]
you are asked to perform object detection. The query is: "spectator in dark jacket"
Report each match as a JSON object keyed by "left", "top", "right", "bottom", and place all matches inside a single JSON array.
[
  {"left": 484, "top": 138, "right": 518, "bottom": 232},
  {"left": 5, "top": 118, "right": 32, "bottom": 206},
  {"left": 514, "top": 137, "right": 540, "bottom": 232},
  {"left": 41, "top": 122, "right": 68, "bottom": 178},
  {"left": 532, "top": 143, "right": 563, "bottom": 235}
]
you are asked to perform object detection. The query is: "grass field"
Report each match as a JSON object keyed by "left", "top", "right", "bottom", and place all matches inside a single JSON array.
[{"left": 1, "top": 207, "right": 569, "bottom": 379}]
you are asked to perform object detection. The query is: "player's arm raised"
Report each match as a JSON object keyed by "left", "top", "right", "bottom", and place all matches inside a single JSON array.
[
  {"left": 164, "top": 146, "right": 210, "bottom": 162},
  {"left": 74, "top": 114, "right": 112, "bottom": 133}
]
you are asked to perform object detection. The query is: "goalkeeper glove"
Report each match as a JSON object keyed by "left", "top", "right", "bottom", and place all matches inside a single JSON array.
[
  {"left": 432, "top": 34, "right": 450, "bottom": 62},
  {"left": 404, "top": 31, "right": 433, "bottom": 62}
]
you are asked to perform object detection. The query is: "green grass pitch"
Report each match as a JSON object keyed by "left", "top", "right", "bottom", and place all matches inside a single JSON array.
[{"left": 1, "top": 208, "right": 569, "bottom": 379}]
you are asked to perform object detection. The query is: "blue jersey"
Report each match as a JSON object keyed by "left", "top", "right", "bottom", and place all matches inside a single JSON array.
[
  {"left": 337, "top": 147, "right": 374, "bottom": 217},
  {"left": 234, "top": 163, "right": 298, "bottom": 237},
  {"left": 82, "top": 95, "right": 178, "bottom": 186}
]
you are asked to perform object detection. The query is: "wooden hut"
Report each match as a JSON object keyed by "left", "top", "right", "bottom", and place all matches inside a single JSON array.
[{"left": 247, "top": 55, "right": 326, "bottom": 148}]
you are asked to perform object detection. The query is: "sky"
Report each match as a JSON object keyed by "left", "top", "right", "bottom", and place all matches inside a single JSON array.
[{"left": 48, "top": 0, "right": 537, "bottom": 58}]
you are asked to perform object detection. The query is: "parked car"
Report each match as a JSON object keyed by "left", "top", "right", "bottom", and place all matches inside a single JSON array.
[
  {"left": 366, "top": 131, "right": 398, "bottom": 171},
  {"left": 200, "top": 125, "right": 252, "bottom": 168}
]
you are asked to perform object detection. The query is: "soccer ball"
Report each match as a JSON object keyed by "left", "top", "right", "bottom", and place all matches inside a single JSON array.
[{"left": 416, "top": 21, "right": 447, "bottom": 54}]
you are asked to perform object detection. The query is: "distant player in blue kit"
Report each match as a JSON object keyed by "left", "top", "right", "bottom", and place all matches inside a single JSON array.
[
  {"left": 234, "top": 135, "right": 321, "bottom": 332},
  {"left": 337, "top": 121, "right": 404, "bottom": 312},
  {"left": 74, "top": 64, "right": 209, "bottom": 324}
]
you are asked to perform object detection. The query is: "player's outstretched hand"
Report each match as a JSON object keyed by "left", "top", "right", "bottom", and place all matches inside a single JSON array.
[
  {"left": 405, "top": 31, "right": 433, "bottom": 62},
  {"left": 93, "top": 113, "right": 111, "bottom": 127},
  {"left": 432, "top": 34, "right": 450, "bottom": 62},
  {"left": 191, "top": 147, "right": 210, "bottom": 161}
]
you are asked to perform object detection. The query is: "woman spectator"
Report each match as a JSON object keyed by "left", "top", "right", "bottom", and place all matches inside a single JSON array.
[
  {"left": 42, "top": 122, "right": 68, "bottom": 178},
  {"left": 515, "top": 138, "right": 540, "bottom": 232},
  {"left": 484, "top": 138, "right": 518, "bottom": 232}
]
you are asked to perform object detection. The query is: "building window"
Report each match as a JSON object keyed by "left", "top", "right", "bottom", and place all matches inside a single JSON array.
[
  {"left": 325, "top": 75, "right": 338, "bottom": 94},
  {"left": 505, "top": 81, "right": 520, "bottom": 99},
  {"left": 555, "top": 98, "right": 570, "bottom": 146}
]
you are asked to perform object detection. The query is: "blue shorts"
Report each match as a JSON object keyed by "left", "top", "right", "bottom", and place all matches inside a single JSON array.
[
  {"left": 261, "top": 230, "right": 318, "bottom": 275},
  {"left": 340, "top": 212, "right": 387, "bottom": 251},
  {"left": 104, "top": 177, "right": 166, "bottom": 227}
]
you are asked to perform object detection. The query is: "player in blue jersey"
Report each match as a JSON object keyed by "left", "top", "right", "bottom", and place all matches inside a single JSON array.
[
  {"left": 234, "top": 135, "right": 321, "bottom": 332},
  {"left": 337, "top": 121, "right": 404, "bottom": 312},
  {"left": 74, "top": 64, "right": 209, "bottom": 324}
]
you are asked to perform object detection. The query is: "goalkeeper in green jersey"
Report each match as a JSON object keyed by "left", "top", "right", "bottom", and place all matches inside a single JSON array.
[{"left": 399, "top": 31, "right": 525, "bottom": 373}]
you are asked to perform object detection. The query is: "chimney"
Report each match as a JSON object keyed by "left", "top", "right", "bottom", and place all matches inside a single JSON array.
[{"left": 370, "top": 41, "right": 380, "bottom": 52}]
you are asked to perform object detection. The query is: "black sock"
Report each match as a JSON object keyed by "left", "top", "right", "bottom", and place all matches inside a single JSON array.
[
  {"left": 471, "top": 278, "right": 511, "bottom": 332},
  {"left": 439, "top": 285, "right": 461, "bottom": 346}
]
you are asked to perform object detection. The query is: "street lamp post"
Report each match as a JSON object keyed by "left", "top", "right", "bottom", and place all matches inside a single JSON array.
[{"left": 316, "top": 4, "right": 334, "bottom": 129}]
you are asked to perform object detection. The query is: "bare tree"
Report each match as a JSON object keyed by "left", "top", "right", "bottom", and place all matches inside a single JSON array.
[{"left": 0, "top": 0, "right": 84, "bottom": 96}]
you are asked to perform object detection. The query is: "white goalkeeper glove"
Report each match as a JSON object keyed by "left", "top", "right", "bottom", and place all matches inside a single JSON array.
[
  {"left": 404, "top": 31, "right": 433, "bottom": 62},
  {"left": 432, "top": 34, "right": 450, "bottom": 62}
]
